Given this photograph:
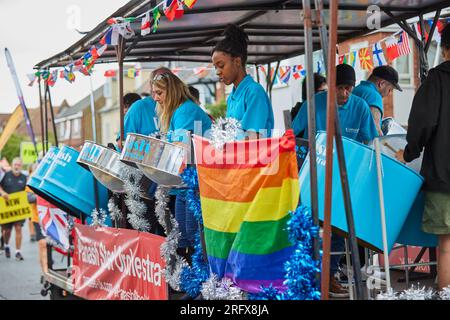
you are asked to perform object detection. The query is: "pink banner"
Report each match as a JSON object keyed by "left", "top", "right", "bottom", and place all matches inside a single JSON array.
[{"left": 73, "top": 223, "right": 168, "bottom": 300}]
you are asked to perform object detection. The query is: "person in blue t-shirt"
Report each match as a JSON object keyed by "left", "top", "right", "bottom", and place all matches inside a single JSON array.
[
  {"left": 117, "top": 67, "right": 173, "bottom": 150},
  {"left": 352, "top": 65, "right": 402, "bottom": 136},
  {"left": 212, "top": 24, "right": 274, "bottom": 139},
  {"left": 292, "top": 64, "right": 378, "bottom": 144},
  {"left": 152, "top": 72, "right": 212, "bottom": 263}
]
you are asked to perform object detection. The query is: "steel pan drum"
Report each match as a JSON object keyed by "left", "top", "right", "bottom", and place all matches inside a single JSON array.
[
  {"left": 120, "top": 133, "right": 186, "bottom": 187},
  {"left": 77, "top": 141, "right": 153, "bottom": 198},
  {"left": 381, "top": 117, "right": 407, "bottom": 136},
  {"left": 27, "top": 146, "right": 71, "bottom": 211},
  {"left": 299, "top": 132, "right": 424, "bottom": 253},
  {"left": 39, "top": 145, "right": 109, "bottom": 217}
]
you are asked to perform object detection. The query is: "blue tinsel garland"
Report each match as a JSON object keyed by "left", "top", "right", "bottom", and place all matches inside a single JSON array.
[{"left": 179, "top": 167, "right": 209, "bottom": 298}]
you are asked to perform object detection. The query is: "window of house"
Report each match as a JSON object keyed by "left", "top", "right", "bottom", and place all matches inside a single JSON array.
[
  {"left": 64, "top": 120, "right": 71, "bottom": 140},
  {"left": 72, "top": 118, "right": 81, "bottom": 139},
  {"left": 58, "top": 122, "right": 65, "bottom": 139}
]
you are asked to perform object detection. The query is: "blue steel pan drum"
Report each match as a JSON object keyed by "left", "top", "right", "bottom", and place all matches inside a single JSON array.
[
  {"left": 27, "top": 146, "right": 71, "bottom": 211},
  {"left": 28, "top": 146, "right": 59, "bottom": 194},
  {"left": 39, "top": 145, "right": 109, "bottom": 218},
  {"left": 299, "top": 132, "right": 424, "bottom": 254},
  {"left": 369, "top": 134, "right": 438, "bottom": 248}
]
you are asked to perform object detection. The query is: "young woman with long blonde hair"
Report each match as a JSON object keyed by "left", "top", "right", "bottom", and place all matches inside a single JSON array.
[{"left": 152, "top": 72, "right": 211, "bottom": 262}]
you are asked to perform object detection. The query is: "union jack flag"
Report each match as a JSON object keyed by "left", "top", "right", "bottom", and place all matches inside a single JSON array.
[{"left": 37, "top": 197, "right": 70, "bottom": 251}]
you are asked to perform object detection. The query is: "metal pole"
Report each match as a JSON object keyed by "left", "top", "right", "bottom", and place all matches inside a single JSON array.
[
  {"left": 374, "top": 138, "right": 392, "bottom": 290},
  {"left": 43, "top": 82, "right": 49, "bottom": 153},
  {"left": 46, "top": 86, "right": 59, "bottom": 147},
  {"left": 316, "top": 0, "right": 364, "bottom": 299},
  {"left": 89, "top": 75, "right": 97, "bottom": 143},
  {"left": 38, "top": 77, "right": 45, "bottom": 155},
  {"left": 116, "top": 36, "right": 127, "bottom": 228},
  {"left": 301, "top": 0, "right": 321, "bottom": 290}
]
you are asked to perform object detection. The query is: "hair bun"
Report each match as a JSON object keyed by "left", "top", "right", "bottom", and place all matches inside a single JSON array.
[{"left": 223, "top": 24, "right": 249, "bottom": 46}]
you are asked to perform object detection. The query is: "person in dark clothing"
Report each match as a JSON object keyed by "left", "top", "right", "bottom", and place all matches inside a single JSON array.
[
  {"left": 290, "top": 73, "right": 327, "bottom": 120},
  {"left": 396, "top": 23, "right": 450, "bottom": 290},
  {"left": 123, "top": 92, "right": 142, "bottom": 115},
  {"left": 0, "top": 158, "right": 27, "bottom": 261}
]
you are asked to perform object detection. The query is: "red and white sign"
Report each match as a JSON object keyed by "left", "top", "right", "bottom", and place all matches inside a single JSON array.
[{"left": 73, "top": 224, "right": 168, "bottom": 300}]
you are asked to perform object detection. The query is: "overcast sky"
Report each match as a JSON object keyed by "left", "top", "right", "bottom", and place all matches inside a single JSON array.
[{"left": 0, "top": 0, "right": 129, "bottom": 114}]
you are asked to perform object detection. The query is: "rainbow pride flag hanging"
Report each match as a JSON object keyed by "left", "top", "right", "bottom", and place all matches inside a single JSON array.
[{"left": 193, "top": 130, "right": 300, "bottom": 293}]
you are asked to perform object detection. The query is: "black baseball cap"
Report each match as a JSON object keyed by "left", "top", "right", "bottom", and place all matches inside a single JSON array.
[
  {"left": 336, "top": 64, "right": 356, "bottom": 87},
  {"left": 371, "top": 65, "right": 402, "bottom": 91}
]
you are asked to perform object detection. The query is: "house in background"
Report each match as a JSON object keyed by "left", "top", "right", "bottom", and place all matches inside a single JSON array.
[{"left": 55, "top": 86, "right": 104, "bottom": 149}]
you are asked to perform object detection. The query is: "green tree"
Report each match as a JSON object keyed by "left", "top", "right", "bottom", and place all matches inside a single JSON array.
[
  {"left": 205, "top": 99, "right": 227, "bottom": 120},
  {"left": 1, "top": 134, "right": 27, "bottom": 163}
]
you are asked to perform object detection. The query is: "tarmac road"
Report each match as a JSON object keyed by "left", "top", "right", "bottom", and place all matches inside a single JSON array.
[{"left": 0, "top": 221, "right": 49, "bottom": 300}]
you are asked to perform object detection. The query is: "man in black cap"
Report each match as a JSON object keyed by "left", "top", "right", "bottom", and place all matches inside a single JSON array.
[
  {"left": 292, "top": 64, "right": 378, "bottom": 144},
  {"left": 353, "top": 65, "right": 402, "bottom": 136}
]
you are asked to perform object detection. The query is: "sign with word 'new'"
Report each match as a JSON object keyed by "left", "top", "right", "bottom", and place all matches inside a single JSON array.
[
  {"left": 0, "top": 191, "right": 32, "bottom": 224},
  {"left": 73, "top": 223, "right": 168, "bottom": 300}
]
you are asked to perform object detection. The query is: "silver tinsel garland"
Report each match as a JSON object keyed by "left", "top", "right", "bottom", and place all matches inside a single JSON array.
[
  {"left": 439, "top": 286, "right": 450, "bottom": 300},
  {"left": 375, "top": 285, "right": 450, "bottom": 300},
  {"left": 90, "top": 208, "right": 108, "bottom": 227},
  {"left": 107, "top": 197, "right": 123, "bottom": 225},
  {"left": 201, "top": 273, "right": 247, "bottom": 300},
  {"left": 209, "top": 117, "right": 242, "bottom": 149},
  {"left": 154, "top": 186, "right": 188, "bottom": 291},
  {"left": 122, "top": 167, "right": 150, "bottom": 232}
]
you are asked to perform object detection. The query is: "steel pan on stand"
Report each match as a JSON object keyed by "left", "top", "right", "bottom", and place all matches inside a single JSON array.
[
  {"left": 77, "top": 141, "right": 153, "bottom": 198},
  {"left": 120, "top": 133, "right": 186, "bottom": 187}
]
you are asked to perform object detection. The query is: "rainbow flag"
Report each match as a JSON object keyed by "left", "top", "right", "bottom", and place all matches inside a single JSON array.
[{"left": 193, "top": 130, "right": 300, "bottom": 293}]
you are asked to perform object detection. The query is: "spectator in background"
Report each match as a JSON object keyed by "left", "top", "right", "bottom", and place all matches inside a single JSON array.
[
  {"left": 290, "top": 73, "right": 327, "bottom": 120},
  {"left": 0, "top": 158, "right": 28, "bottom": 261},
  {"left": 26, "top": 163, "right": 48, "bottom": 280},
  {"left": 123, "top": 92, "right": 142, "bottom": 115}
]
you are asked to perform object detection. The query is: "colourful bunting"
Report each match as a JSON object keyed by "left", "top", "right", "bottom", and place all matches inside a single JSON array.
[
  {"left": 141, "top": 11, "right": 152, "bottom": 36},
  {"left": 164, "top": 0, "right": 178, "bottom": 21},
  {"left": 291, "top": 65, "right": 303, "bottom": 80},
  {"left": 183, "top": 0, "right": 197, "bottom": 8},
  {"left": 385, "top": 35, "right": 400, "bottom": 61},
  {"left": 358, "top": 47, "right": 374, "bottom": 71},
  {"left": 397, "top": 31, "right": 411, "bottom": 57},
  {"left": 153, "top": 9, "right": 161, "bottom": 33},
  {"left": 279, "top": 66, "right": 292, "bottom": 84},
  {"left": 372, "top": 42, "right": 387, "bottom": 67}
]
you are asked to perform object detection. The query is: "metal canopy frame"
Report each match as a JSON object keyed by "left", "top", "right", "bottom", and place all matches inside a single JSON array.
[{"left": 35, "top": 0, "right": 450, "bottom": 69}]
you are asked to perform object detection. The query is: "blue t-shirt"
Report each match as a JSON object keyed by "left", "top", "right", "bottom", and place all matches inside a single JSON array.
[
  {"left": 292, "top": 91, "right": 378, "bottom": 143},
  {"left": 168, "top": 100, "right": 212, "bottom": 196},
  {"left": 352, "top": 80, "right": 384, "bottom": 118},
  {"left": 120, "top": 96, "right": 159, "bottom": 141},
  {"left": 227, "top": 75, "right": 274, "bottom": 137},
  {"left": 168, "top": 99, "right": 212, "bottom": 144}
]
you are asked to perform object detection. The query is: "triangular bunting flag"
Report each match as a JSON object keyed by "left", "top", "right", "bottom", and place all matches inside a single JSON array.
[{"left": 279, "top": 66, "right": 292, "bottom": 84}]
